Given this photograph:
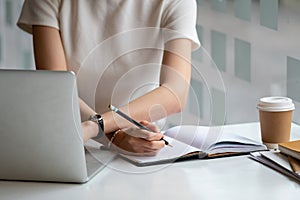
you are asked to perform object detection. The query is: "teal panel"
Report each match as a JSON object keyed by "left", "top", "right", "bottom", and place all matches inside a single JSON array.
[
  {"left": 196, "top": 24, "right": 204, "bottom": 45},
  {"left": 23, "top": 51, "right": 33, "bottom": 69},
  {"left": 260, "top": 0, "right": 278, "bottom": 30},
  {"left": 5, "top": 0, "right": 13, "bottom": 26},
  {"left": 211, "top": 0, "right": 227, "bottom": 13},
  {"left": 192, "top": 25, "right": 204, "bottom": 62},
  {"left": 189, "top": 79, "right": 203, "bottom": 118},
  {"left": 211, "top": 88, "right": 226, "bottom": 125},
  {"left": 287, "top": 56, "right": 300, "bottom": 102},
  {"left": 234, "top": 0, "right": 251, "bottom": 21},
  {"left": 234, "top": 38, "right": 251, "bottom": 82},
  {"left": 196, "top": 0, "right": 204, "bottom": 6},
  {"left": 0, "top": 35, "right": 2, "bottom": 63},
  {"left": 211, "top": 30, "right": 226, "bottom": 71}
]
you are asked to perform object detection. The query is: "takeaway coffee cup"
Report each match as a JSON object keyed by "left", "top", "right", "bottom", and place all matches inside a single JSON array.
[{"left": 257, "top": 97, "right": 295, "bottom": 149}]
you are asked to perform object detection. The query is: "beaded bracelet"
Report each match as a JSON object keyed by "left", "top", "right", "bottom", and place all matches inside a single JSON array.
[{"left": 107, "top": 129, "right": 121, "bottom": 149}]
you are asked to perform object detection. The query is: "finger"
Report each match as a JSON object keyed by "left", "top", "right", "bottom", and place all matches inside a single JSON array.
[
  {"left": 113, "top": 136, "right": 163, "bottom": 156},
  {"left": 140, "top": 120, "right": 160, "bottom": 133},
  {"left": 145, "top": 132, "right": 165, "bottom": 141},
  {"left": 122, "top": 127, "right": 162, "bottom": 140},
  {"left": 143, "top": 140, "right": 165, "bottom": 151},
  {"left": 122, "top": 127, "right": 153, "bottom": 138},
  {"left": 126, "top": 137, "right": 164, "bottom": 152},
  {"left": 135, "top": 129, "right": 164, "bottom": 141}
]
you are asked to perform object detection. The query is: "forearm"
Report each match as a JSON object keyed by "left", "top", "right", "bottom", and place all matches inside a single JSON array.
[
  {"left": 102, "top": 39, "right": 192, "bottom": 134},
  {"left": 32, "top": 26, "right": 101, "bottom": 140},
  {"left": 100, "top": 88, "right": 178, "bottom": 134},
  {"left": 117, "top": 84, "right": 186, "bottom": 121}
]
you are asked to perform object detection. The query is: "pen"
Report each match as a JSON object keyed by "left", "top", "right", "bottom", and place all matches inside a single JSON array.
[{"left": 109, "top": 104, "right": 172, "bottom": 147}]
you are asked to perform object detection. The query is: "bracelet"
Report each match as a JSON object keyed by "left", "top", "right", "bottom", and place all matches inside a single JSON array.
[{"left": 108, "top": 130, "right": 121, "bottom": 149}]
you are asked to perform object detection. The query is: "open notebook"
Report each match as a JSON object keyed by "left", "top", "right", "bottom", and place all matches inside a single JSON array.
[{"left": 119, "top": 125, "right": 267, "bottom": 166}]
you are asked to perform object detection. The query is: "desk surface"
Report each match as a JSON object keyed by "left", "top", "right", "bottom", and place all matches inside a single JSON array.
[{"left": 1, "top": 122, "right": 300, "bottom": 200}]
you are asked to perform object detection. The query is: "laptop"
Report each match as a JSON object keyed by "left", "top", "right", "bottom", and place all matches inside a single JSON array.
[{"left": 0, "top": 69, "right": 115, "bottom": 183}]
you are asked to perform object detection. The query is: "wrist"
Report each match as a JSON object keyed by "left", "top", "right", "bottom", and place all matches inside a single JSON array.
[
  {"left": 89, "top": 120, "right": 99, "bottom": 137},
  {"left": 110, "top": 130, "right": 125, "bottom": 147},
  {"left": 88, "top": 114, "right": 104, "bottom": 139},
  {"left": 107, "top": 130, "right": 122, "bottom": 148},
  {"left": 82, "top": 120, "right": 99, "bottom": 141}
]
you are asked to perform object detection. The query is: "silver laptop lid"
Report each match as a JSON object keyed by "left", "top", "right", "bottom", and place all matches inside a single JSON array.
[{"left": 0, "top": 70, "right": 88, "bottom": 183}]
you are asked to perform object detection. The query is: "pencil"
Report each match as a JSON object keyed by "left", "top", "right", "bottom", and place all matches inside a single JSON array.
[{"left": 109, "top": 105, "right": 172, "bottom": 147}]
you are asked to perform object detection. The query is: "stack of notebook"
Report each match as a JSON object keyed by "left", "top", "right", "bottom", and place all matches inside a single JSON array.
[{"left": 250, "top": 140, "right": 300, "bottom": 182}]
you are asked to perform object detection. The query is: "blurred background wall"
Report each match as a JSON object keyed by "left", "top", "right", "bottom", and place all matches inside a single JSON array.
[
  {"left": 187, "top": 0, "right": 300, "bottom": 125},
  {"left": 0, "top": 0, "right": 299, "bottom": 125},
  {"left": 0, "top": 0, "right": 33, "bottom": 70}
]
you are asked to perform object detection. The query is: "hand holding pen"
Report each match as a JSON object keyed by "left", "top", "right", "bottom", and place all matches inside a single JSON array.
[{"left": 109, "top": 105, "right": 172, "bottom": 147}]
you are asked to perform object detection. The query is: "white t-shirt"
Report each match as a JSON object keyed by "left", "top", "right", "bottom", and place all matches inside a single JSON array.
[{"left": 17, "top": 0, "right": 200, "bottom": 114}]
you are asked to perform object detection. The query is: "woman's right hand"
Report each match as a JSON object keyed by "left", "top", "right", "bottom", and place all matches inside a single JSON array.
[{"left": 110, "top": 121, "right": 165, "bottom": 156}]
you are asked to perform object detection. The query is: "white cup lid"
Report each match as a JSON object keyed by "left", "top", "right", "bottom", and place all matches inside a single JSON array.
[{"left": 257, "top": 96, "right": 295, "bottom": 112}]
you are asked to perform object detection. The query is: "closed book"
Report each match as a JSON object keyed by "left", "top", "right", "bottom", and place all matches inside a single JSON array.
[
  {"left": 288, "top": 156, "right": 300, "bottom": 174},
  {"left": 279, "top": 140, "right": 300, "bottom": 160},
  {"left": 250, "top": 151, "right": 300, "bottom": 182}
]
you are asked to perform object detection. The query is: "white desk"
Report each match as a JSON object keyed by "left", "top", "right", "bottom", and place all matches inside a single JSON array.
[{"left": 1, "top": 122, "right": 300, "bottom": 200}]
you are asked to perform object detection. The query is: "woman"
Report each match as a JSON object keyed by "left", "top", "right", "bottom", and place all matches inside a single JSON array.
[{"left": 17, "top": 0, "right": 200, "bottom": 155}]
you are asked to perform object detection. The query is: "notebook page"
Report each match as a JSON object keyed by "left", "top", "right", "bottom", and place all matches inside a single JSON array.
[
  {"left": 164, "top": 125, "right": 210, "bottom": 150},
  {"left": 164, "top": 125, "right": 266, "bottom": 155}
]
